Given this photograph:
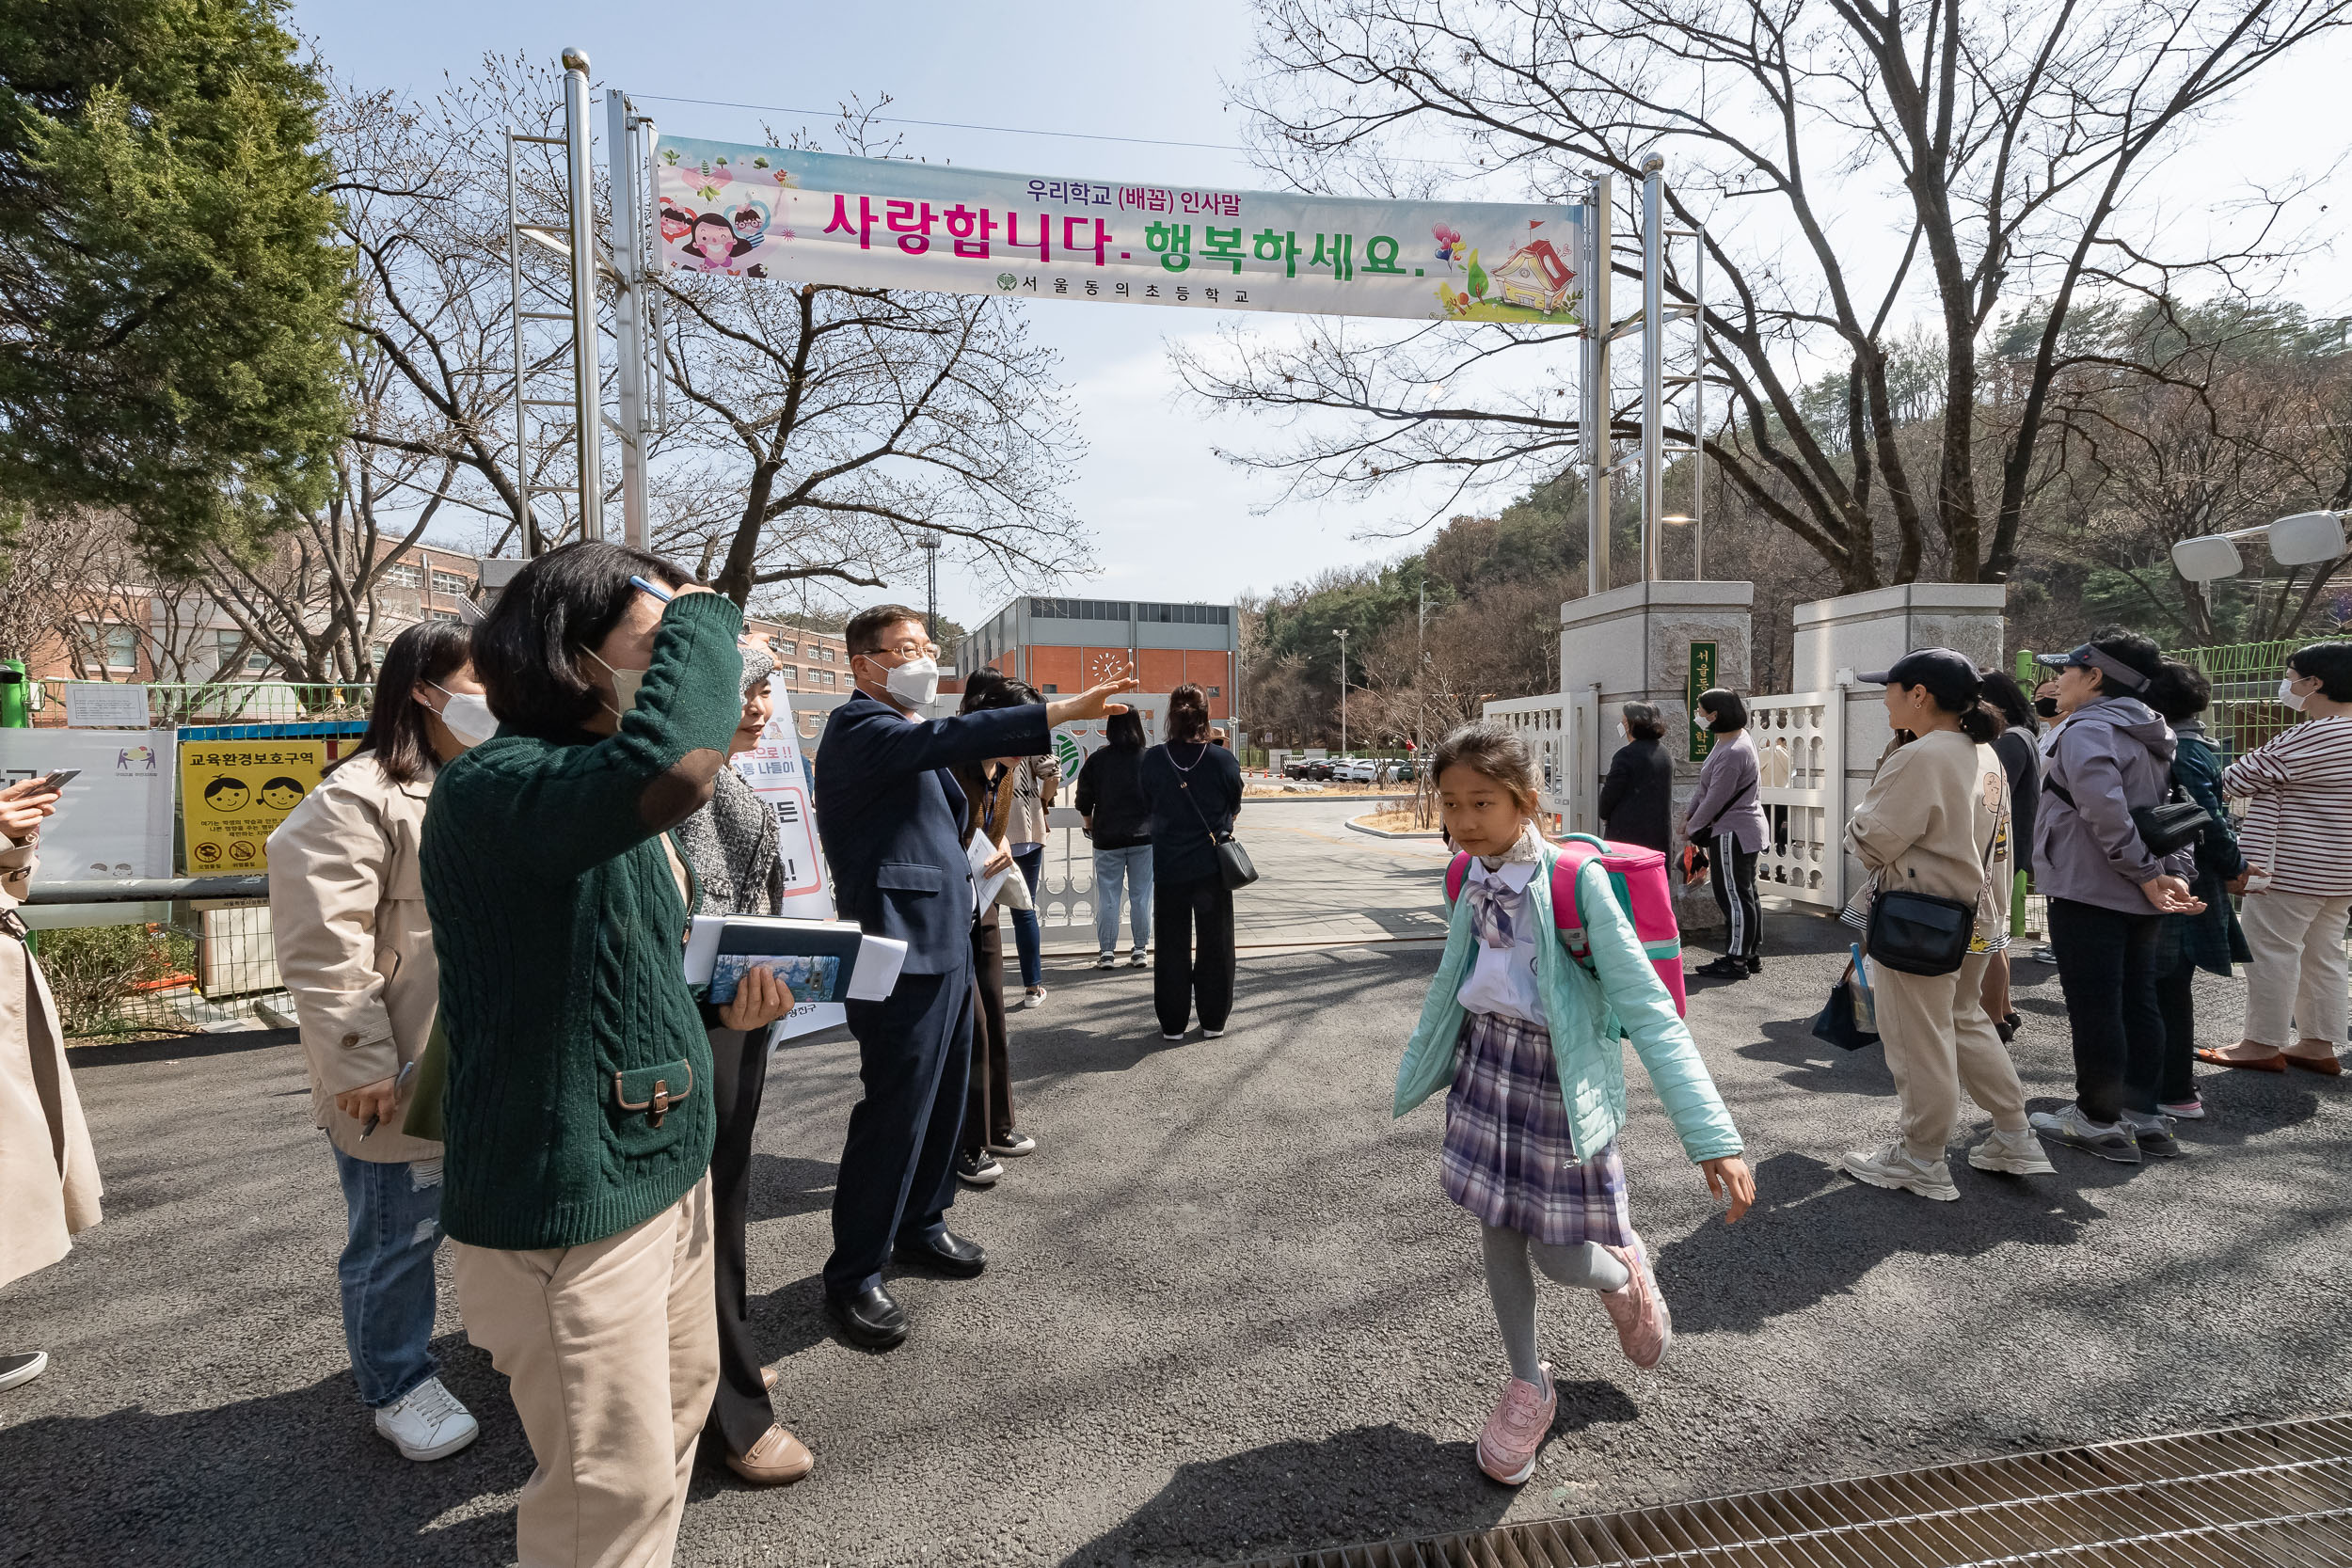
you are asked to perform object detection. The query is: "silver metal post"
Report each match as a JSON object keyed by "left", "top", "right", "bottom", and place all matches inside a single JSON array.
[
  {"left": 562, "top": 48, "right": 604, "bottom": 543},
  {"left": 1581, "top": 177, "right": 1613, "bottom": 596},
  {"left": 1334, "top": 627, "right": 1349, "bottom": 755},
  {"left": 1692, "top": 224, "right": 1708, "bottom": 581},
  {"left": 607, "top": 88, "right": 648, "bottom": 549},
  {"left": 506, "top": 132, "right": 532, "bottom": 556},
  {"left": 1640, "top": 154, "right": 1664, "bottom": 583}
]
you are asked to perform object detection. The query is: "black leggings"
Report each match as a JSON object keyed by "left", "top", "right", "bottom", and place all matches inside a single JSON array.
[{"left": 1708, "top": 833, "right": 1761, "bottom": 958}]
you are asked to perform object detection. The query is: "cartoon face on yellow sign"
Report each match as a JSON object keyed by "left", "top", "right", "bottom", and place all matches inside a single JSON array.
[{"left": 180, "top": 740, "right": 326, "bottom": 873}]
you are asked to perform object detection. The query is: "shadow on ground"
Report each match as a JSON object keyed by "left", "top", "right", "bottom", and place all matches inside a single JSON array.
[{"left": 0, "top": 1334, "right": 520, "bottom": 1568}]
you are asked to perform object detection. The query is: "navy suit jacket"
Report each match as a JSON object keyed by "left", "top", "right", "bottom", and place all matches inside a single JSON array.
[{"left": 814, "top": 691, "right": 1052, "bottom": 976}]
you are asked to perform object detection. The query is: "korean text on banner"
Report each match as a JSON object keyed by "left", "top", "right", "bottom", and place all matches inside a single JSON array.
[
  {"left": 182, "top": 736, "right": 326, "bottom": 873},
  {"left": 656, "top": 139, "right": 1585, "bottom": 325},
  {"left": 731, "top": 673, "right": 843, "bottom": 1039},
  {"left": 0, "top": 730, "right": 173, "bottom": 878}
]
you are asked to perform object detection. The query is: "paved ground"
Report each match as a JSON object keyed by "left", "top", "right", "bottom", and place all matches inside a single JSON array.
[{"left": 6, "top": 806, "right": 2349, "bottom": 1568}]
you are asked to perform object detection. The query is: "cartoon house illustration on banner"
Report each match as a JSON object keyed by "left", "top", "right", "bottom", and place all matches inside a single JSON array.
[{"left": 1491, "top": 238, "right": 1576, "bottom": 313}]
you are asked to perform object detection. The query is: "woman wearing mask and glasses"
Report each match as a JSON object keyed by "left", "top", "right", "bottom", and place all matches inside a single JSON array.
[
  {"left": 265, "top": 621, "right": 489, "bottom": 1465},
  {"left": 419, "top": 541, "right": 746, "bottom": 1568}
]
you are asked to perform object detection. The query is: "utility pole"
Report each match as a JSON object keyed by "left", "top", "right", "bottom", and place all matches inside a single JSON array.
[
  {"left": 1334, "top": 626, "right": 1349, "bottom": 756},
  {"left": 917, "top": 530, "right": 942, "bottom": 639}
]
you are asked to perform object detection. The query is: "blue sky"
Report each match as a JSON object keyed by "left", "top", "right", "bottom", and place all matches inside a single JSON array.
[{"left": 294, "top": 0, "right": 2352, "bottom": 629}]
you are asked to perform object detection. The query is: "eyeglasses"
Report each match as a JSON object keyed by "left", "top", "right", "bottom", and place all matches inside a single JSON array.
[{"left": 876, "top": 641, "right": 941, "bottom": 661}]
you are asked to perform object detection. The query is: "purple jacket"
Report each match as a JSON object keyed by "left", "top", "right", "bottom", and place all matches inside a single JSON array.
[
  {"left": 2033, "top": 694, "right": 2190, "bottom": 914},
  {"left": 1685, "top": 730, "right": 1768, "bottom": 854}
]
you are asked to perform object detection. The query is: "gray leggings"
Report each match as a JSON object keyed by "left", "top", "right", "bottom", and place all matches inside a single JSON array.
[{"left": 1482, "top": 1223, "right": 1630, "bottom": 1386}]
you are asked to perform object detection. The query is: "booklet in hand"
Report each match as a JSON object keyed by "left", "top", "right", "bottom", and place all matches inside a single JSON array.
[{"left": 683, "top": 916, "right": 907, "bottom": 1006}]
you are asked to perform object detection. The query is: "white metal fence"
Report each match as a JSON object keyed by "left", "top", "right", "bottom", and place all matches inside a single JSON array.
[{"left": 1745, "top": 690, "right": 1846, "bottom": 911}]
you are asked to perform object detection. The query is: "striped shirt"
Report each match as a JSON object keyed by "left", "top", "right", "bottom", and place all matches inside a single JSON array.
[{"left": 2220, "top": 714, "right": 2352, "bottom": 896}]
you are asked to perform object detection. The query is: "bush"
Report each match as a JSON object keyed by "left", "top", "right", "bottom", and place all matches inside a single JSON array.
[{"left": 35, "top": 923, "right": 194, "bottom": 1037}]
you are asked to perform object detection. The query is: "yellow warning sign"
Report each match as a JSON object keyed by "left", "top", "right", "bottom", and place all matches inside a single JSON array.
[{"left": 180, "top": 738, "right": 326, "bottom": 873}]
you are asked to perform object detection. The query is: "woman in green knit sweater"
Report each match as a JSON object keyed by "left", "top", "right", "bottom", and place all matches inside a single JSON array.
[{"left": 420, "top": 541, "right": 758, "bottom": 1568}]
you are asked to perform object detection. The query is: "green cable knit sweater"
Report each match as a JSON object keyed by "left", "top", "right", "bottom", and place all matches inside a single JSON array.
[{"left": 421, "top": 591, "right": 743, "bottom": 1249}]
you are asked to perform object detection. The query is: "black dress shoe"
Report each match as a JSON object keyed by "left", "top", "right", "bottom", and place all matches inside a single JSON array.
[
  {"left": 826, "top": 1286, "right": 907, "bottom": 1350},
  {"left": 892, "top": 1228, "right": 987, "bottom": 1278},
  {"left": 1693, "top": 957, "right": 1749, "bottom": 981}
]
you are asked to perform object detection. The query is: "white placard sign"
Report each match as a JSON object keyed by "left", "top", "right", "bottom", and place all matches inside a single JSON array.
[
  {"left": 62, "top": 682, "right": 151, "bottom": 728},
  {"left": 731, "top": 674, "right": 843, "bottom": 1039},
  {"left": 0, "top": 729, "right": 174, "bottom": 879}
]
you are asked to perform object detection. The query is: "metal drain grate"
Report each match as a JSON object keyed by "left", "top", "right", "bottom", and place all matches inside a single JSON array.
[{"left": 1228, "top": 1413, "right": 2352, "bottom": 1568}]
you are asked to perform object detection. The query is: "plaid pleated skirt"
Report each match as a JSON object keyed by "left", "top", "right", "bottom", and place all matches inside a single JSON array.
[{"left": 1440, "top": 1009, "right": 1633, "bottom": 1247}]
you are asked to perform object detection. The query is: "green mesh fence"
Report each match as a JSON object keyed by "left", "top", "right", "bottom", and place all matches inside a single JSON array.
[{"left": 2016, "top": 641, "right": 2300, "bottom": 763}]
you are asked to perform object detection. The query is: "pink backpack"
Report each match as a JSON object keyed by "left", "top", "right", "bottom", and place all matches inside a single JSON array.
[{"left": 1444, "top": 833, "right": 1689, "bottom": 1018}]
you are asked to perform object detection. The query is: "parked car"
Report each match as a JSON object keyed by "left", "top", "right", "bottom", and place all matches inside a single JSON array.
[
  {"left": 1284, "top": 758, "right": 1334, "bottom": 781},
  {"left": 1391, "top": 759, "right": 1418, "bottom": 782}
]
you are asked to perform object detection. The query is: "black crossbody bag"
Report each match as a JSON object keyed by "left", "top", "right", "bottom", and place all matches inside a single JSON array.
[
  {"left": 2042, "top": 777, "right": 2210, "bottom": 858},
  {"left": 1866, "top": 787, "right": 2003, "bottom": 978}
]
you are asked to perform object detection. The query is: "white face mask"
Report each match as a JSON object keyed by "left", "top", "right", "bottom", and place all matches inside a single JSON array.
[
  {"left": 586, "top": 649, "right": 648, "bottom": 719},
  {"left": 430, "top": 686, "right": 498, "bottom": 749},
  {"left": 867, "top": 653, "right": 940, "bottom": 711},
  {"left": 2279, "top": 675, "right": 2310, "bottom": 712}
]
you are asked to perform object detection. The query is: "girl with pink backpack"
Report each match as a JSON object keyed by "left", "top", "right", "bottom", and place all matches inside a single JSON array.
[{"left": 1394, "top": 723, "right": 1755, "bottom": 1486}]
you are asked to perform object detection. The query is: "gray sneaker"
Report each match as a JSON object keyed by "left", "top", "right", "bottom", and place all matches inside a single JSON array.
[
  {"left": 1840, "top": 1141, "right": 1960, "bottom": 1200},
  {"left": 1094, "top": 952, "right": 1117, "bottom": 970},
  {"left": 1968, "top": 1126, "right": 2057, "bottom": 1175},
  {"left": 2120, "top": 1110, "right": 2183, "bottom": 1159},
  {"left": 2029, "top": 1104, "right": 2141, "bottom": 1164}
]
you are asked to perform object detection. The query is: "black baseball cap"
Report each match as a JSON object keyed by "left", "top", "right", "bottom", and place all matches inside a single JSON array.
[{"left": 1856, "top": 648, "right": 1984, "bottom": 708}]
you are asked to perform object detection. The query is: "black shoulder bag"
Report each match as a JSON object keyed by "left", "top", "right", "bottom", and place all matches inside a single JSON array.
[
  {"left": 2042, "top": 776, "right": 2209, "bottom": 858},
  {"left": 1865, "top": 784, "right": 2003, "bottom": 978},
  {"left": 1176, "top": 752, "right": 1258, "bottom": 890}
]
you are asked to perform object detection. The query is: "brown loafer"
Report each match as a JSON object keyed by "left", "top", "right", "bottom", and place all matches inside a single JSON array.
[
  {"left": 723, "top": 1424, "right": 813, "bottom": 1486},
  {"left": 2195, "top": 1047, "right": 2286, "bottom": 1072},
  {"left": 2284, "top": 1051, "right": 2344, "bottom": 1076},
  {"left": 761, "top": 1366, "right": 778, "bottom": 1393}
]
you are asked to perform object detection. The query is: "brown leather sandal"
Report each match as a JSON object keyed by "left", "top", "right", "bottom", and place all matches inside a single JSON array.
[{"left": 2195, "top": 1046, "right": 2286, "bottom": 1072}]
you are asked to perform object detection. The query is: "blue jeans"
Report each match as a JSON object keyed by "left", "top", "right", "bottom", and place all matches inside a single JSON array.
[
  {"left": 1009, "top": 845, "right": 1045, "bottom": 989},
  {"left": 329, "top": 1139, "right": 445, "bottom": 1408},
  {"left": 1093, "top": 844, "right": 1153, "bottom": 955}
]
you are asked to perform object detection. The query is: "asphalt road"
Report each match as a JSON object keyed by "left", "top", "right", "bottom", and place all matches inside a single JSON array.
[{"left": 5, "top": 816, "right": 2347, "bottom": 1568}]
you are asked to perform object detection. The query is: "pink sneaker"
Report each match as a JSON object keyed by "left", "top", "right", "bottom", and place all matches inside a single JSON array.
[
  {"left": 1474, "top": 1364, "right": 1556, "bottom": 1485},
  {"left": 1598, "top": 1238, "right": 1672, "bottom": 1369}
]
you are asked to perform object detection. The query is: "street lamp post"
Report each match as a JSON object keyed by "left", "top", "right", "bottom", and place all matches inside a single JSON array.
[
  {"left": 916, "top": 530, "right": 942, "bottom": 640},
  {"left": 1334, "top": 626, "right": 1349, "bottom": 757}
]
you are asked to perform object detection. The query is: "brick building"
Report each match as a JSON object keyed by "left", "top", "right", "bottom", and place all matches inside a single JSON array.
[
  {"left": 754, "top": 622, "right": 851, "bottom": 695},
  {"left": 957, "top": 596, "right": 1239, "bottom": 721}
]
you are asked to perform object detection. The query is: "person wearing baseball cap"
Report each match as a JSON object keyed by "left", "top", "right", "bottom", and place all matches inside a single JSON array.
[
  {"left": 1838, "top": 651, "right": 2053, "bottom": 1200},
  {"left": 2025, "top": 628, "right": 2202, "bottom": 1165}
]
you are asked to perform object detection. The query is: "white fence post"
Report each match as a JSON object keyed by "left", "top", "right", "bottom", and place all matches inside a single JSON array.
[{"left": 1740, "top": 689, "right": 1845, "bottom": 911}]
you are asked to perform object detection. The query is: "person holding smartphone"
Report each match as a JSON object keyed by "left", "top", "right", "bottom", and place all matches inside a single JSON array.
[{"left": 0, "top": 773, "right": 101, "bottom": 1395}]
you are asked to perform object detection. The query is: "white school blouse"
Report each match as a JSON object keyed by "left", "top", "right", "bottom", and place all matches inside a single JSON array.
[{"left": 1453, "top": 857, "right": 1544, "bottom": 1025}]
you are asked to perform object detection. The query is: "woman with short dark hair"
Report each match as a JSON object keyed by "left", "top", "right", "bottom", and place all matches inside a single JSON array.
[
  {"left": 1684, "top": 688, "right": 1767, "bottom": 979},
  {"left": 2138, "top": 660, "right": 2249, "bottom": 1120},
  {"left": 1140, "top": 684, "right": 1244, "bottom": 1038},
  {"left": 1076, "top": 707, "right": 1154, "bottom": 965},
  {"left": 421, "top": 540, "right": 747, "bottom": 1567},
  {"left": 267, "top": 620, "right": 486, "bottom": 1463},
  {"left": 1597, "top": 702, "right": 1673, "bottom": 853}
]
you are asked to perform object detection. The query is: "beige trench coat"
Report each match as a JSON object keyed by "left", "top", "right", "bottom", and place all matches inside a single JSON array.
[
  {"left": 0, "top": 833, "right": 103, "bottom": 1290},
  {"left": 265, "top": 753, "right": 441, "bottom": 1164}
]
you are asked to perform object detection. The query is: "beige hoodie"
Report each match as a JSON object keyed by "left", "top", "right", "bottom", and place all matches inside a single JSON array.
[{"left": 1848, "top": 728, "right": 2012, "bottom": 941}]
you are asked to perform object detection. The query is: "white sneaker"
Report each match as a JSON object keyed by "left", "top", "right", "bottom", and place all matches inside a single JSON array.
[
  {"left": 1839, "top": 1140, "right": 1960, "bottom": 1201},
  {"left": 374, "top": 1375, "right": 479, "bottom": 1461},
  {"left": 1017, "top": 987, "right": 1048, "bottom": 1010},
  {"left": 0, "top": 1350, "right": 48, "bottom": 1391},
  {"left": 1204, "top": 1028, "right": 1225, "bottom": 1038},
  {"left": 1094, "top": 952, "right": 1117, "bottom": 970},
  {"left": 1968, "top": 1126, "right": 2058, "bottom": 1175}
]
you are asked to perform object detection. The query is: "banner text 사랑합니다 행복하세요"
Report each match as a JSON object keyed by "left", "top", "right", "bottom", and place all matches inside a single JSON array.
[{"left": 656, "top": 138, "right": 1587, "bottom": 325}]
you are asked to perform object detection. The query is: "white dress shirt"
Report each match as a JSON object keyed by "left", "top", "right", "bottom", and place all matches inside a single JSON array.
[{"left": 1454, "top": 857, "right": 1544, "bottom": 1025}]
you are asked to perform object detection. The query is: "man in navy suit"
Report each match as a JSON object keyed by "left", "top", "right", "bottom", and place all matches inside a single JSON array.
[{"left": 814, "top": 604, "right": 1135, "bottom": 1348}]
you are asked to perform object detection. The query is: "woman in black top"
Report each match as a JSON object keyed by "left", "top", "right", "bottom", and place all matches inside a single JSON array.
[
  {"left": 1978, "top": 669, "right": 2041, "bottom": 1039},
  {"left": 1075, "top": 709, "right": 1153, "bottom": 967},
  {"left": 1597, "top": 702, "right": 1675, "bottom": 853},
  {"left": 1137, "top": 684, "right": 1244, "bottom": 1039}
]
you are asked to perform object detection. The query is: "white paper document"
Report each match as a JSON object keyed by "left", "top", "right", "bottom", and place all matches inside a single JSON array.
[{"left": 967, "top": 830, "right": 1010, "bottom": 913}]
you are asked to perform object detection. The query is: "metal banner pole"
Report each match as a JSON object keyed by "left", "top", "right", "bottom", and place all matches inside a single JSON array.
[
  {"left": 506, "top": 133, "right": 532, "bottom": 557},
  {"left": 1693, "top": 224, "right": 1708, "bottom": 581},
  {"left": 1640, "top": 153, "right": 1665, "bottom": 584},
  {"left": 561, "top": 48, "right": 604, "bottom": 543},
  {"left": 607, "top": 87, "right": 649, "bottom": 549},
  {"left": 1581, "top": 176, "right": 1613, "bottom": 597}
]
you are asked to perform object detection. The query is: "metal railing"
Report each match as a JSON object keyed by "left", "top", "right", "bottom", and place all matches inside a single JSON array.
[
  {"left": 2162, "top": 638, "right": 2301, "bottom": 762},
  {"left": 23, "top": 877, "right": 287, "bottom": 1037},
  {"left": 33, "top": 678, "right": 375, "bottom": 727}
]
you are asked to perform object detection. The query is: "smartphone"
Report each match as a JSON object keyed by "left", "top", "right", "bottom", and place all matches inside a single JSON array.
[{"left": 35, "top": 768, "right": 79, "bottom": 791}]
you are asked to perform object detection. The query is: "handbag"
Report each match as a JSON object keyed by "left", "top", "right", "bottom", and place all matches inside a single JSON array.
[
  {"left": 1810, "top": 961, "right": 1881, "bottom": 1051},
  {"left": 2042, "top": 777, "right": 2209, "bottom": 857},
  {"left": 1865, "top": 776, "right": 2004, "bottom": 978},
  {"left": 1178, "top": 762, "right": 1258, "bottom": 890}
]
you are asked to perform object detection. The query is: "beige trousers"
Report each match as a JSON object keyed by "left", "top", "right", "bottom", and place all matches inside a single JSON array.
[
  {"left": 2238, "top": 889, "right": 2352, "bottom": 1050},
  {"left": 452, "top": 1178, "right": 718, "bottom": 1568},
  {"left": 1873, "top": 952, "right": 2029, "bottom": 1160}
]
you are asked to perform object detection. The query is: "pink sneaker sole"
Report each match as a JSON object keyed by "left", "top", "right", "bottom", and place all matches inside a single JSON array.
[{"left": 1599, "top": 1240, "right": 1673, "bottom": 1369}]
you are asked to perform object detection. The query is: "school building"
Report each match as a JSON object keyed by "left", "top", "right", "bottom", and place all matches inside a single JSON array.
[{"left": 954, "top": 596, "right": 1240, "bottom": 721}]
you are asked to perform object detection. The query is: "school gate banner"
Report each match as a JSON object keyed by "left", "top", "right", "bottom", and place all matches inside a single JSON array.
[{"left": 656, "top": 139, "right": 1587, "bottom": 325}]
